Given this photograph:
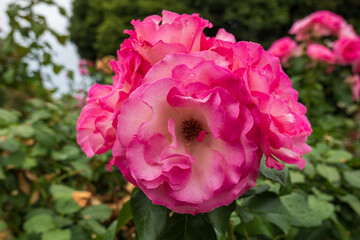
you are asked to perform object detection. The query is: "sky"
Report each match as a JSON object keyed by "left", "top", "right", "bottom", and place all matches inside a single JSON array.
[{"left": 0, "top": 0, "right": 89, "bottom": 96}]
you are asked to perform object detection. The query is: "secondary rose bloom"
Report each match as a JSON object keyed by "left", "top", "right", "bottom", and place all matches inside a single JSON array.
[
  {"left": 268, "top": 37, "right": 297, "bottom": 63},
  {"left": 333, "top": 37, "right": 360, "bottom": 65},
  {"left": 307, "top": 43, "right": 336, "bottom": 64},
  {"left": 77, "top": 11, "right": 312, "bottom": 214},
  {"left": 289, "top": 10, "right": 346, "bottom": 41},
  {"left": 227, "top": 42, "right": 312, "bottom": 170}
]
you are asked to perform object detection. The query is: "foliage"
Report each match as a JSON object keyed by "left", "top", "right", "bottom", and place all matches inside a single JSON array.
[
  {"left": 69, "top": 0, "right": 360, "bottom": 59},
  {"left": 1, "top": 1, "right": 360, "bottom": 240}
]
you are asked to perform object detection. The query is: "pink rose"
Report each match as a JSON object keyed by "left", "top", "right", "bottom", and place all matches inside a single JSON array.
[
  {"left": 306, "top": 43, "right": 336, "bottom": 64},
  {"left": 76, "top": 12, "right": 214, "bottom": 157},
  {"left": 121, "top": 10, "right": 212, "bottom": 65},
  {"left": 108, "top": 52, "right": 262, "bottom": 214},
  {"left": 334, "top": 37, "right": 360, "bottom": 65},
  {"left": 76, "top": 50, "right": 144, "bottom": 157},
  {"left": 268, "top": 37, "right": 298, "bottom": 63},
  {"left": 289, "top": 10, "right": 346, "bottom": 41},
  {"left": 77, "top": 12, "right": 312, "bottom": 214},
  {"left": 345, "top": 75, "right": 360, "bottom": 101},
  {"left": 229, "top": 42, "right": 312, "bottom": 170}
]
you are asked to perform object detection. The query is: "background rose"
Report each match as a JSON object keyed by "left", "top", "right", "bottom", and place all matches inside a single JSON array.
[
  {"left": 109, "top": 53, "right": 262, "bottom": 214},
  {"left": 307, "top": 43, "right": 336, "bottom": 64},
  {"left": 268, "top": 37, "right": 297, "bottom": 63},
  {"left": 289, "top": 10, "right": 346, "bottom": 41},
  {"left": 334, "top": 37, "right": 360, "bottom": 65}
]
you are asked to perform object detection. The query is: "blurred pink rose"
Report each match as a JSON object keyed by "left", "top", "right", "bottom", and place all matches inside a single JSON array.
[
  {"left": 345, "top": 75, "right": 360, "bottom": 101},
  {"left": 268, "top": 37, "right": 298, "bottom": 63},
  {"left": 79, "top": 59, "right": 94, "bottom": 76},
  {"left": 108, "top": 52, "right": 262, "bottom": 214},
  {"left": 306, "top": 43, "right": 336, "bottom": 64},
  {"left": 289, "top": 10, "right": 346, "bottom": 41},
  {"left": 334, "top": 37, "right": 360, "bottom": 65}
]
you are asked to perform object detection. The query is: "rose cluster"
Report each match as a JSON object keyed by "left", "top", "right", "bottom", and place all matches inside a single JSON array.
[
  {"left": 76, "top": 11, "right": 312, "bottom": 214},
  {"left": 268, "top": 10, "right": 360, "bottom": 100}
]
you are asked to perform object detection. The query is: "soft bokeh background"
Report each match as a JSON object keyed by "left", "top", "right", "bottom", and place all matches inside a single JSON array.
[{"left": 0, "top": 1, "right": 359, "bottom": 240}]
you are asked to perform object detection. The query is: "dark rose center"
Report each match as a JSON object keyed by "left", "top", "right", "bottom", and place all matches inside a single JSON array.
[{"left": 182, "top": 118, "right": 202, "bottom": 140}]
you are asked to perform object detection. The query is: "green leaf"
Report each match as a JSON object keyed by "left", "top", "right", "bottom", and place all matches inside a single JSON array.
[
  {"left": 0, "top": 137, "right": 21, "bottom": 152},
  {"left": 131, "top": 190, "right": 169, "bottom": 240},
  {"left": 11, "top": 125, "right": 35, "bottom": 138},
  {"left": 326, "top": 150, "right": 352, "bottom": 163},
  {"left": 0, "top": 220, "right": 6, "bottom": 232},
  {"left": 58, "top": 7, "right": 67, "bottom": 16},
  {"left": 116, "top": 200, "right": 133, "bottom": 233},
  {"left": 343, "top": 170, "right": 360, "bottom": 189},
  {"left": 70, "top": 226, "right": 89, "bottom": 240},
  {"left": 280, "top": 192, "right": 321, "bottom": 228},
  {"left": 242, "top": 192, "right": 291, "bottom": 234},
  {"left": 0, "top": 108, "right": 19, "bottom": 125},
  {"left": 307, "top": 195, "right": 334, "bottom": 221},
  {"left": 316, "top": 165, "right": 340, "bottom": 183},
  {"left": 34, "top": 124, "right": 58, "bottom": 148},
  {"left": 160, "top": 214, "right": 216, "bottom": 240},
  {"left": 42, "top": 229, "right": 71, "bottom": 240},
  {"left": 104, "top": 220, "right": 118, "bottom": 240},
  {"left": 340, "top": 194, "right": 360, "bottom": 216},
  {"left": 79, "top": 219, "right": 107, "bottom": 236},
  {"left": 0, "top": 166, "right": 5, "bottom": 180},
  {"left": 259, "top": 157, "right": 288, "bottom": 186},
  {"left": 50, "top": 185, "right": 81, "bottom": 214},
  {"left": 53, "top": 64, "right": 64, "bottom": 74},
  {"left": 289, "top": 171, "right": 305, "bottom": 184},
  {"left": 207, "top": 201, "right": 235, "bottom": 236},
  {"left": 236, "top": 205, "right": 254, "bottom": 224},
  {"left": 81, "top": 204, "right": 111, "bottom": 221},
  {"left": 56, "top": 35, "right": 68, "bottom": 45},
  {"left": 236, "top": 215, "right": 273, "bottom": 238},
  {"left": 24, "top": 214, "right": 55, "bottom": 233}
]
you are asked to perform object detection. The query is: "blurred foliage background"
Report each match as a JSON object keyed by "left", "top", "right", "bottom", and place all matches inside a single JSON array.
[
  {"left": 0, "top": 0, "right": 360, "bottom": 239},
  {"left": 69, "top": 0, "right": 360, "bottom": 60}
]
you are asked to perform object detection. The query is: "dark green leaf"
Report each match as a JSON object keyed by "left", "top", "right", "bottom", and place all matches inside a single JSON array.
[
  {"left": 131, "top": 190, "right": 169, "bottom": 240},
  {"left": 207, "top": 201, "right": 235, "bottom": 236},
  {"left": 340, "top": 194, "right": 360, "bottom": 216},
  {"left": 116, "top": 200, "right": 133, "bottom": 233},
  {"left": 160, "top": 214, "right": 216, "bottom": 240},
  {"left": 242, "top": 192, "right": 291, "bottom": 233},
  {"left": 259, "top": 157, "right": 288, "bottom": 186},
  {"left": 56, "top": 35, "right": 68, "bottom": 45},
  {"left": 104, "top": 220, "right": 118, "bottom": 240},
  {"left": 236, "top": 205, "right": 255, "bottom": 224}
]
